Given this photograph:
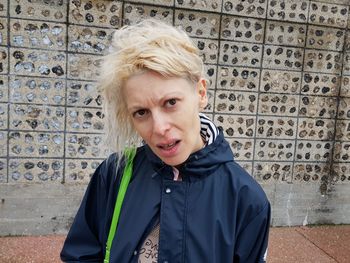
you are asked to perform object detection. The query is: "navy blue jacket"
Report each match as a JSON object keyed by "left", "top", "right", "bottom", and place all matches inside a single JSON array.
[{"left": 61, "top": 132, "right": 270, "bottom": 262}]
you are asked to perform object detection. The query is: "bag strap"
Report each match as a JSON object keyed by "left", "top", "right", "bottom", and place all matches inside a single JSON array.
[{"left": 104, "top": 148, "right": 137, "bottom": 263}]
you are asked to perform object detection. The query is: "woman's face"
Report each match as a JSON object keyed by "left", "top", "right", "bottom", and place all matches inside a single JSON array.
[{"left": 124, "top": 71, "right": 208, "bottom": 166}]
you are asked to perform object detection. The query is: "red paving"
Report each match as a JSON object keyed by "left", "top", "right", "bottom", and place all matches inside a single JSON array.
[{"left": 0, "top": 225, "right": 349, "bottom": 262}]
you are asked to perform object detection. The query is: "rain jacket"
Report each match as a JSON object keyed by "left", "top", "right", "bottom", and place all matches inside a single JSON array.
[{"left": 61, "top": 132, "right": 270, "bottom": 262}]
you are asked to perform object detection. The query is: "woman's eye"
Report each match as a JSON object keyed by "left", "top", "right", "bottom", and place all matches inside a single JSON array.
[
  {"left": 134, "top": 109, "right": 147, "bottom": 118},
  {"left": 166, "top": 99, "right": 177, "bottom": 106}
]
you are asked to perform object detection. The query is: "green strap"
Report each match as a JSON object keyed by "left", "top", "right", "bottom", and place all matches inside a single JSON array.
[{"left": 104, "top": 148, "right": 136, "bottom": 263}]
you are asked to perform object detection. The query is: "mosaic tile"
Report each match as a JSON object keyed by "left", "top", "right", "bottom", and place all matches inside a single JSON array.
[
  {"left": 254, "top": 161, "right": 293, "bottom": 183},
  {"left": 9, "top": 131, "right": 64, "bottom": 158},
  {"left": 68, "top": 25, "right": 114, "bottom": 55},
  {"left": 214, "top": 114, "right": 255, "bottom": 138},
  {"left": 0, "top": 47, "right": 8, "bottom": 74},
  {"left": 66, "top": 107, "right": 104, "bottom": 132},
  {"left": 255, "top": 139, "right": 294, "bottom": 161},
  {"left": 0, "top": 159, "right": 7, "bottom": 183},
  {"left": 256, "top": 116, "right": 297, "bottom": 139},
  {"left": 175, "top": 10, "right": 220, "bottom": 39},
  {"left": 293, "top": 162, "right": 330, "bottom": 182},
  {"left": 220, "top": 15, "right": 265, "bottom": 43},
  {"left": 331, "top": 163, "right": 350, "bottom": 183},
  {"left": 304, "top": 50, "right": 342, "bottom": 75},
  {"left": 203, "top": 64, "right": 217, "bottom": 89},
  {"left": 10, "top": 19, "right": 66, "bottom": 50},
  {"left": 69, "top": 0, "right": 122, "bottom": 28},
  {"left": 301, "top": 73, "right": 340, "bottom": 97},
  {"left": 123, "top": 3, "right": 173, "bottom": 26},
  {"left": 267, "top": 0, "right": 309, "bottom": 23},
  {"left": 295, "top": 141, "right": 332, "bottom": 162},
  {"left": 226, "top": 138, "right": 254, "bottom": 160},
  {"left": 10, "top": 48, "right": 65, "bottom": 78},
  {"left": 222, "top": 0, "right": 267, "bottom": 18},
  {"left": 68, "top": 53, "right": 101, "bottom": 80},
  {"left": 265, "top": 20, "right": 306, "bottom": 47},
  {"left": 258, "top": 93, "right": 299, "bottom": 116},
  {"left": 298, "top": 118, "right": 335, "bottom": 140},
  {"left": 175, "top": 0, "right": 221, "bottom": 12},
  {"left": 8, "top": 158, "right": 63, "bottom": 182},
  {"left": 10, "top": 104, "right": 65, "bottom": 131},
  {"left": 0, "top": 75, "right": 8, "bottom": 102},
  {"left": 203, "top": 89, "right": 214, "bottom": 113},
  {"left": 337, "top": 97, "right": 350, "bottom": 119},
  {"left": 10, "top": 0, "right": 67, "bottom": 22},
  {"left": 306, "top": 25, "right": 345, "bottom": 51},
  {"left": 217, "top": 66, "right": 259, "bottom": 92},
  {"left": 65, "top": 133, "right": 109, "bottom": 158},
  {"left": 299, "top": 96, "right": 337, "bottom": 118},
  {"left": 9, "top": 76, "right": 65, "bottom": 105},
  {"left": 341, "top": 76, "right": 350, "bottom": 97},
  {"left": 0, "top": 2, "right": 7, "bottom": 17},
  {"left": 260, "top": 69, "right": 300, "bottom": 94},
  {"left": 0, "top": 102, "right": 7, "bottom": 130},
  {"left": 194, "top": 38, "right": 219, "bottom": 64},
  {"left": 333, "top": 142, "right": 350, "bottom": 162},
  {"left": 336, "top": 120, "right": 350, "bottom": 141},
  {"left": 0, "top": 17, "right": 7, "bottom": 46},
  {"left": 0, "top": 130, "right": 7, "bottom": 156},
  {"left": 67, "top": 80, "right": 100, "bottom": 107},
  {"left": 308, "top": 1, "right": 348, "bottom": 28},
  {"left": 262, "top": 45, "right": 303, "bottom": 70},
  {"left": 215, "top": 91, "right": 257, "bottom": 115},
  {"left": 65, "top": 158, "right": 103, "bottom": 183},
  {"left": 219, "top": 41, "right": 262, "bottom": 68}
]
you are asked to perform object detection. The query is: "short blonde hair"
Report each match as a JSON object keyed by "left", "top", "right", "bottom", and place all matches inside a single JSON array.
[{"left": 99, "top": 19, "right": 204, "bottom": 155}]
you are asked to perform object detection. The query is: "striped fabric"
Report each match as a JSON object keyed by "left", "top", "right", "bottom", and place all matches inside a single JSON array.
[{"left": 199, "top": 113, "right": 219, "bottom": 146}]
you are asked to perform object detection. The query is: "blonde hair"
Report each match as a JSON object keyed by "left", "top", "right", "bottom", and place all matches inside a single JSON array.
[{"left": 99, "top": 19, "right": 204, "bottom": 155}]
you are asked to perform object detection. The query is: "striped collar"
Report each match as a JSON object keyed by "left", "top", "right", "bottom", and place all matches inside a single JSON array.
[{"left": 199, "top": 113, "right": 219, "bottom": 146}]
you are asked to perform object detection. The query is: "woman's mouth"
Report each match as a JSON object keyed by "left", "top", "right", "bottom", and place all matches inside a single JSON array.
[{"left": 157, "top": 140, "right": 181, "bottom": 157}]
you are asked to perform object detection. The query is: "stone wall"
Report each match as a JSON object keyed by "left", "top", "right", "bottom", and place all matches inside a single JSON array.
[{"left": 1, "top": 0, "right": 350, "bottom": 235}]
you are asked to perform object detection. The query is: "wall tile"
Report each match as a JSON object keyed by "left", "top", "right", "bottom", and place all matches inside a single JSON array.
[
  {"left": 337, "top": 97, "right": 350, "bottom": 119},
  {"left": 217, "top": 66, "right": 259, "bottom": 92},
  {"left": 65, "top": 158, "right": 103, "bottom": 183},
  {"left": 0, "top": 130, "right": 7, "bottom": 156},
  {"left": 214, "top": 114, "right": 256, "bottom": 138},
  {"left": 10, "top": 0, "right": 67, "bottom": 22},
  {"left": 0, "top": 17, "right": 7, "bottom": 46},
  {"left": 0, "top": 48, "right": 8, "bottom": 75},
  {"left": 194, "top": 38, "right": 219, "bottom": 64},
  {"left": 67, "top": 80, "right": 101, "bottom": 107},
  {"left": 341, "top": 76, "right": 350, "bottom": 97},
  {"left": 221, "top": 15, "right": 265, "bottom": 43},
  {"left": 258, "top": 93, "right": 299, "bottom": 116},
  {"left": 219, "top": 41, "right": 262, "bottom": 68},
  {"left": 255, "top": 139, "right": 295, "bottom": 161},
  {"left": 263, "top": 45, "right": 303, "bottom": 70},
  {"left": 69, "top": 0, "right": 122, "bottom": 28},
  {"left": 295, "top": 141, "right": 333, "bottom": 162},
  {"left": 222, "top": 0, "right": 267, "bottom": 18},
  {"left": 10, "top": 19, "right": 66, "bottom": 50},
  {"left": 175, "top": 10, "right": 220, "bottom": 39},
  {"left": 293, "top": 162, "right": 330, "bottom": 182},
  {"left": 267, "top": 0, "right": 309, "bottom": 23},
  {"left": 298, "top": 117, "right": 335, "bottom": 140},
  {"left": 215, "top": 90, "right": 257, "bottom": 114},
  {"left": 260, "top": 69, "right": 301, "bottom": 94},
  {"left": 254, "top": 161, "right": 293, "bottom": 183},
  {"left": 226, "top": 138, "right": 254, "bottom": 160},
  {"left": 332, "top": 163, "right": 350, "bottom": 182},
  {"left": 308, "top": 1, "right": 348, "bottom": 28},
  {"left": 306, "top": 25, "right": 345, "bottom": 51},
  {"left": 66, "top": 107, "right": 104, "bottom": 133},
  {"left": 265, "top": 20, "right": 306, "bottom": 47},
  {"left": 0, "top": 158, "right": 7, "bottom": 183},
  {"left": 335, "top": 120, "right": 350, "bottom": 141},
  {"left": 304, "top": 50, "right": 342, "bottom": 74},
  {"left": 0, "top": 102, "right": 7, "bottom": 130},
  {"left": 204, "top": 64, "right": 217, "bottom": 89},
  {"left": 8, "top": 158, "right": 63, "bottom": 183},
  {"left": 10, "top": 48, "right": 65, "bottom": 78},
  {"left": 333, "top": 142, "right": 350, "bottom": 162},
  {"left": 0, "top": 2, "right": 7, "bottom": 17},
  {"left": 65, "top": 133, "right": 109, "bottom": 158},
  {"left": 299, "top": 96, "right": 337, "bottom": 118},
  {"left": 0, "top": 75, "right": 8, "bottom": 102},
  {"left": 67, "top": 53, "right": 100, "bottom": 80},
  {"left": 301, "top": 73, "right": 340, "bottom": 96},
  {"left": 68, "top": 25, "right": 114, "bottom": 55},
  {"left": 9, "top": 131, "right": 64, "bottom": 158},
  {"left": 10, "top": 104, "right": 65, "bottom": 131},
  {"left": 9, "top": 76, "right": 65, "bottom": 105},
  {"left": 256, "top": 116, "right": 297, "bottom": 139}
]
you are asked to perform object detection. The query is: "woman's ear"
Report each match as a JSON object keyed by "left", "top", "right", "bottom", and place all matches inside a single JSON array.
[{"left": 196, "top": 78, "right": 208, "bottom": 111}]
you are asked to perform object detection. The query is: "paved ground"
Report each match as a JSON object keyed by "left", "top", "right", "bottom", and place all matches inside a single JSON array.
[{"left": 0, "top": 225, "right": 349, "bottom": 262}]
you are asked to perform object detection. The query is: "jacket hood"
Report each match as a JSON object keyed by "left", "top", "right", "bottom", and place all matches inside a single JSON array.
[{"left": 144, "top": 131, "right": 234, "bottom": 179}]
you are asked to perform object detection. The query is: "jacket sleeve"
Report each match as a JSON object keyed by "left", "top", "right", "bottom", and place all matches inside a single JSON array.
[
  {"left": 60, "top": 159, "right": 112, "bottom": 262},
  {"left": 234, "top": 202, "right": 271, "bottom": 263}
]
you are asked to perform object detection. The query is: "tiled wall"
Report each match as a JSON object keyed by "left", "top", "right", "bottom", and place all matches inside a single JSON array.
[{"left": 1, "top": 0, "right": 350, "bottom": 231}]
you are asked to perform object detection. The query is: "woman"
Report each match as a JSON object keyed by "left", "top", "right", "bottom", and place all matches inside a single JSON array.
[{"left": 61, "top": 19, "right": 270, "bottom": 263}]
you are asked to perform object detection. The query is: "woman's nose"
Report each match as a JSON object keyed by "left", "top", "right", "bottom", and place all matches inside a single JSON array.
[{"left": 152, "top": 112, "right": 171, "bottom": 136}]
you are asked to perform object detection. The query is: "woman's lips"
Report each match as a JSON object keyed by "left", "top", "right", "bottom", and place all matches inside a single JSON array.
[{"left": 157, "top": 140, "right": 181, "bottom": 157}]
